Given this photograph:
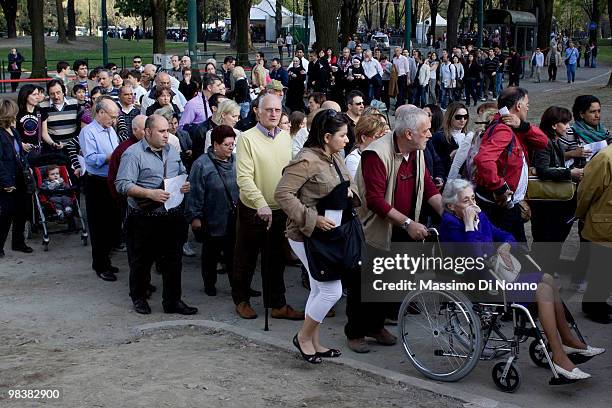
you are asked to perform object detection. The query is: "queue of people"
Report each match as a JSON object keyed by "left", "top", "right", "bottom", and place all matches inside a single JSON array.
[{"left": 0, "top": 47, "right": 611, "bottom": 378}]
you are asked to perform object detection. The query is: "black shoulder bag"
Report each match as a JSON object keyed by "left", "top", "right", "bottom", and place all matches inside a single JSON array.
[{"left": 304, "top": 159, "right": 365, "bottom": 282}]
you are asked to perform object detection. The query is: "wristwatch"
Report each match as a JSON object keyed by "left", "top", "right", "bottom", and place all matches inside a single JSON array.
[{"left": 402, "top": 218, "right": 412, "bottom": 230}]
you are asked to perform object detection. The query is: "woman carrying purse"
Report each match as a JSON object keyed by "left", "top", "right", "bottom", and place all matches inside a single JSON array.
[
  {"left": 0, "top": 99, "right": 34, "bottom": 257},
  {"left": 275, "top": 110, "right": 362, "bottom": 364}
]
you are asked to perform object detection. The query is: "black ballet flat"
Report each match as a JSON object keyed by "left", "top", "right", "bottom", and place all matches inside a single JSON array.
[
  {"left": 292, "top": 334, "right": 322, "bottom": 364},
  {"left": 316, "top": 348, "right": 342, "bottom": 358}
]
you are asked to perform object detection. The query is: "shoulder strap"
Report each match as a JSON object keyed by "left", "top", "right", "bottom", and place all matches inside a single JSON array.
[
  {"left": 414, "top": 150, "right": 425, "bottom": 224},
  {"left": 332, "top": 158, "right": 345, "bottom": 182},
  {"left": 211, "top": 158, "right": 236, "bottom": 209}
]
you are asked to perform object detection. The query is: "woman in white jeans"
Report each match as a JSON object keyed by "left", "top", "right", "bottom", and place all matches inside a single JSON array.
[{"left": 275, "top": 109, "right": 361, "bottom": 364}]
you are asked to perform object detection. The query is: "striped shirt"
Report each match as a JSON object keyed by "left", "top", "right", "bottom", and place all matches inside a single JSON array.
[{"left": 40, "top": 97, "right": 79, "bottom": 143}]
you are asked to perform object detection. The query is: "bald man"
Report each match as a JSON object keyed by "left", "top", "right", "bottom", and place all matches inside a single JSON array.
[
  {"left": 320, "top": 100, "right": 341, "bottom": 112},
  {"left": 79, "top": 98, "right": 122, "bottom": 281},
  {"left": 115, "top": 115, "right": 196, "bottom": 315}
]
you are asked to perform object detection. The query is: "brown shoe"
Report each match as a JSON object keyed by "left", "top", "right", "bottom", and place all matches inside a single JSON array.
[
  {"left": 236, "top": 302, "right": 258, "bottom": 319},
  {"left": 365, "top": 328, "right": 397, "bottom": 346},
  {"left": 271, "top": 304, "right": 304, "bottom": 320},
  {"left": 347, "top": 337, "right": 370, "bottom": 353}
]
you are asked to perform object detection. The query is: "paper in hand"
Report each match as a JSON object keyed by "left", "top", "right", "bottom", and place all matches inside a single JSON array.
[
  {"left": 325, "top": 210, "right": 343, "bottom": 228},
  {"left": 499, "top": 106, "right": 510, "bottom": 116},
  {"left": 163, "top": 174, "right": 188, "bottom": 210}
]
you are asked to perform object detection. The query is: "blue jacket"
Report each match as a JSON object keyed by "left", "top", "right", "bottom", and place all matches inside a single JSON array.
[
  {"left": 269, "top": 67, "right": 289, "bottom": 87},
  {"left": 0, "top": 128, "right": 25, "bottom": 189},
  {"left": 184, "top": 148, "right": 239, "bottom": 236}
]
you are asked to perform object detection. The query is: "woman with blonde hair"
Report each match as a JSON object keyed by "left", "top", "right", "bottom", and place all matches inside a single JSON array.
[
  {"left": 344, "top": 113, "right": 388, "bottom": 179},
  {"left": 431, "top": 101, "right": 472, "bottom": 177},
  {"left": 232, "top": 66, "right": 251, "bottom": 118},
  {"left": 205, "top": 99, "right": 242, "bottom": 152}
]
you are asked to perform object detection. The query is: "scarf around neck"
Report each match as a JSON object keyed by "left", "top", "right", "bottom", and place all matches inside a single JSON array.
[{"left": 573, "top": 120, "right": 609, "bottom": 144}]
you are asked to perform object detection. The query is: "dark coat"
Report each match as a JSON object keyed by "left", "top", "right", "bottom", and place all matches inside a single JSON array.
[
  {"left": 0, "top": 128, "right": 25, "bottom": 189},
  {"left": 531, "top": 138, "right": 571, "bottom": 181}
]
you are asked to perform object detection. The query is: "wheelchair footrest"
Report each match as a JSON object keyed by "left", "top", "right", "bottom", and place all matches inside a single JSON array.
[{"left": 549, "top": 376, "right": 578, "bottom": 385}]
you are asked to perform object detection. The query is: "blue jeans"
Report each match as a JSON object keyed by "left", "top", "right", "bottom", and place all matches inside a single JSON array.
[
  {"left": 239, "top": 102, "right": 250, "bottom": 118},
  {"left": 591, "top": 56, "right": 597, "bottom": 68},
  {"left": 495, "top": 72, "right": 504, "bottom": 94},
  {"left": 440, "top": 86, "right": 453, "bottom": 109},
  {"left": 566, "top": 63, "right": 576, "bottom": 83}
]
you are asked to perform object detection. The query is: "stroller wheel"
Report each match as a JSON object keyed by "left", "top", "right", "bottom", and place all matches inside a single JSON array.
[
  {"left": 492, "top": 361, "right": 521, "bottom": 393},
  {"left": 81, "top": 236, "right": 88, "bottom": 246},
  {"left": 529, "top": 339, "right": 551, "bottom": 368}
]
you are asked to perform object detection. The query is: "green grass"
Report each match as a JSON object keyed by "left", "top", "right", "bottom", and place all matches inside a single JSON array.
[
  {"left": 597, "top": 39, "right": 612, "bottom": 65},
  {"left": 0, "top": 37, "right": 229, "bottom": 72}
]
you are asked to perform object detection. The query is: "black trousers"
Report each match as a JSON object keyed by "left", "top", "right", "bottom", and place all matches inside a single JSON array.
[
  {"left": 530, "top": 200, "right": 575, "bottom": 274},
  {"left": 0, "top": 190, "right": 29, "bottom": 251},
  {"left": 126, "top": 211, "right": 186, "bottom": 304},
  {"left": 548, "top": 64, "right": 557, "bottom": 81},
  {"left": 9, "top": 72, "right": 20, "bottom": 92},
  {"left": 201, "top": 230, "right": 235, "bottom": 290},
  {"left": 476, "top": 198, "right": 526, "bottom": 243},
  {"left": 85, "top": 174, "right": 121, "bottom": 273},
  {"left": 583, "top": 245, "right": 612, "bottom": 304},
  {"left": 508, "top": 73, "right": 520, "bottom": 87},
  {"left": 395, "top": 75, "right": 407, "bottom": 108},
  {"left": 231, "top": 201, "right": 287, "bottom": 308}
]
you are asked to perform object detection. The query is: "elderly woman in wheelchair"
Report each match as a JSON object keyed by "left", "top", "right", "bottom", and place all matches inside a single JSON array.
[{"left": 398, "top": 179, "right": 604, "bottom": 392}]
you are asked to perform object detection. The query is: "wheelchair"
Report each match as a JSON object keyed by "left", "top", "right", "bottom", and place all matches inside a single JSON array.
[{"left": 397, "top": 230, "right": 589, "bottom": 393}]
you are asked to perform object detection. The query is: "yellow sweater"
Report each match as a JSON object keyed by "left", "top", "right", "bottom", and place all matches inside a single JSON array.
[{"left": 236, "top": 126, "right": 292, "bottom": 210}]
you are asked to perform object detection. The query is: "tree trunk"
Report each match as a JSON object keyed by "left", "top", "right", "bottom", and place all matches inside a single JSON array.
[
  {"left": 55, "top": 0, "right": 69, "bottom": 43},
  {"left": 411, "top": 0, "right": 418, "bottom": 39},
  {"left": 151, "top": 0, "right": 167, "bottom": 54},
  {"left": 608, "top": 0, "right": 612, "bottom": 87},
  {"left": 275, "top": 0, "right": 283, "bottom": 38},
  {"left": 28, "top": 0, "right": 47, "bottom": 78},
  {"left": 235, "top": 0, "right": 252, "bottom": 65},
  {"left": 363, "top": 0, "right": 374, "bottom": 30},
  {"left": 197, "top": 0, "right": 205, "bottom": 42},
  {"left": 311, "top": 0, "right": 342, "bottom": 51},
  {"left": 66, "top": 0, "right": 76, "bottom": 40},
  {"left": 589, "top": 0, "right": 602, "bottom": 45},
  {"left": 393, "top": 0, "right": 400, "bottom": 29},
  {"left": 340, "top": 0, "right": 360, "bottom": 47},
  {"left": 533, "top": 0, "right": 553, "bottom": 49},
  {"left": 446, "top": 0, "right": 461, "bottom": 51},
  {"left": 229, "top": 0, "right": 237, "bottom": 48},
  {"left": 428, "top": 0, "right": 439, "bottom": 46},
  {"left": 379, "top": 0, "right": 389, "bottom": 29},
  {"left": 0, "top": 0, "right": 18, "bottom": 38}
]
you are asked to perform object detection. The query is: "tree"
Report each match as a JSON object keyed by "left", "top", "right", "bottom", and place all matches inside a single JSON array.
[
  {"left": 0, "top": 0, "right": 18, "bottom": 38},
  {"left": 311, "top": 0, "right": 342, "bottom": 50},
  {"left": 428, "top": 0, "right": 441, "bottom": 46},
  {"left": 378, "top": 0, "right": 389, "bottom": 29},
  {"left": 363, "top": 0, "right": 375, "bottom": 30},
  {"left": 67, "top": 0, "right": 76, "bottom": 41},
  {"left": 55, "top": 0, "right": 69, "bottom": 44},
  {"left": 114, "top": 0, "right": 153, "bottom": 33},
  {"left": 275, "top": 0, "right": 283, "bottom": 38},
  {"left": 197, "top": 0, "right": 205, "bottom": 42},
  {"left": 411, "top": 0, "right": 419, "bottom": 39},
  {"left": 28, "top": 0, "right": 47, "bottom": 78},
  {"left": 151, "top": 0, "right": 167, "bottom": 53},
  {"left": 446, "top": 0, "right": 461, "bottom": 51},
  {"left": 607, "top": 0, "right": 612, "bottom": 87},
  {"left": 234, "top": 0, "right": 253, "bottom": 65},
  {"left": 340, "top": 0, "right": 361, "bottom": 46}
]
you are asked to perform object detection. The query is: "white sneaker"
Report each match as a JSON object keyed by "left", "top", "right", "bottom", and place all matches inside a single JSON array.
[
  {"left": 183, "top": 242, "right": 196, "bottom": 257},
  {"left": 568, "top": 281, "right": 588, "bottom": 293},
  {"left": 553, "top": 363, "right": 591, "bottom": 380},
  {"left": 562, "top": 345, "right": 606, "bottom": 357}
]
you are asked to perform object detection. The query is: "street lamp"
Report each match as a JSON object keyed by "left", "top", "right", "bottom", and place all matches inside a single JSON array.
[{"left": 101, "top": 0, "right": 108, "bottom": 65}]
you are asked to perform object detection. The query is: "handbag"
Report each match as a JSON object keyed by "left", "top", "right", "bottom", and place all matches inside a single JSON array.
[
  {"left": 304, "top": 160, "right": 364, "bottom": 282},
  {"left": 488, "top": 252, "right": 521, "bottom": 283},
  {"left": 526, "top": 176, "right": 575, "bottom": 201}
]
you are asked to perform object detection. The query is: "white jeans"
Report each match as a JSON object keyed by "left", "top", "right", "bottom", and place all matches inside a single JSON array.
[{"left": 289, "top": 239, "right": 342, "bottom": 323}]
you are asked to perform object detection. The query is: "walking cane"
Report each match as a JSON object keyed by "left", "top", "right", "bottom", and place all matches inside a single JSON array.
[{"left": 262, "top": 220, "right": 272, "bottom": 331}]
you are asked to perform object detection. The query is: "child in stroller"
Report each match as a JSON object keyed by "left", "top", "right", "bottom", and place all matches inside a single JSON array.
[{"left": 41, "top": 165, "right": 75, "bottom": 226}]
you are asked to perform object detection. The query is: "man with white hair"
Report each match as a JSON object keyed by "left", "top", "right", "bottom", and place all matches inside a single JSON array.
[
  {"left": 140, "top": 72, "right": 186, "bottom": 115},
  {"left": 347, "top": 106, "right": 443, "bottom": 353},
  {"left": 180, "top": 55, "right": 202, "bottom": 86}
]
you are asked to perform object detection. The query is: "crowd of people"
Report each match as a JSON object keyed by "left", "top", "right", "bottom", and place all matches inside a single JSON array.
[{"left": 0, "top": 41, "right": 611, "bottom": 378}]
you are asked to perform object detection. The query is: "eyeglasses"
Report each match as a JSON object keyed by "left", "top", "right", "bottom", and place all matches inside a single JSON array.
[
  {"left": 221, "top": 142, "right": 235, "bottom": 148},
  {"left": 454, "top": 114, "right": 469, "bottom": 121}
]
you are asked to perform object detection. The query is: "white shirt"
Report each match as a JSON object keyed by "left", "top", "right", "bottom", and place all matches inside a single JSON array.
[
  {"left": 344, "top": 149, "right": 361, "bottom": 180},
  {"left": 513, "top": 155, "right": 529, "bottom": 203},
  {"left": 168, "top": 133, "right": 182, "bottom": 154},
  {"left": 292, "top": 127, "right": 308, "bottom": 158},
  {"left": 362, "top": 58, "right": 383, "bottom": 79},
  {"left": 286, "top": 35, "right": 293, "bottom": 45},
  {"left": 132, "top": 85, "right": 147, "bottom": 106},
  {"left": 392, "top": 55, "right": 410, "bottom": 77},
  {"left": 533, "top": 52, "right": 544, "bottom": 67}
]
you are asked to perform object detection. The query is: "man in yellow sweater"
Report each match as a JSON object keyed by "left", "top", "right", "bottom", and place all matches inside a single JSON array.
[{"left": 233, "top": 94, "right": 305, "bottom": 320}]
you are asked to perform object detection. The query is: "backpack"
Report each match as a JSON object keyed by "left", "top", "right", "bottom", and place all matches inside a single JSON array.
[{"left": 465, "top": 120, "right": 516, "bottom": 184}]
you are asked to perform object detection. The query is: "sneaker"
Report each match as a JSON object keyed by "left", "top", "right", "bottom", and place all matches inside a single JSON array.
[{"left": 183, "top": 242, "right": 196, "bottom": 257}]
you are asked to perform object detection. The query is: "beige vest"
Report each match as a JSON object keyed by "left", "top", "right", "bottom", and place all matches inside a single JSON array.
[{"left": 355, "top": 132, "right": 425, "bottom": 251}]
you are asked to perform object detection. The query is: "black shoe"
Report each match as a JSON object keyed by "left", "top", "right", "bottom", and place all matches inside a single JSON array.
[
  {"left": 133, "top": 299, "right": 151, "bottom": 314},
  {"left": 108, "top": 265, "right": 119, "bottom": 274},
  {"left": 249, "top": 288, "right": 261, "bottom": 297},
  {"left": 582, "top": 303, "right": 611, "bottom": 324},
  {"left": 163, "top": 300, "right": 198, "bottom": 315},
  {"left": 293, "top": 334, "right": 322, "bottom": 364},
  {"left": 204, "top": 286, "right": 217, "bottom": 296},
  {"left": 146, "top": 284, "right": 157, "bottom": 299},
  {"left": 12, "top": 244, "right": 33, "bottom": 253},
  {"left": 96, "top": 271, "right": 117, "bottom": 282},
  {"left": 0, "top": 249, "right": 4, "bottom": 258}
]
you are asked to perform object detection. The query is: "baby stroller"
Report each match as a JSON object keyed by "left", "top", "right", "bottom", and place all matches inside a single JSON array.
[
  {"left": 31, "top": 163, "right": 88, "bottom": 251},
  {"left": 397, "top": 229, "right": 589, "bottom": 393}
]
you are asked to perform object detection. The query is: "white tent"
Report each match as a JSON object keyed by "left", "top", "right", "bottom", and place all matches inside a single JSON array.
[
  {"left": 416, "top": 15, "right": 448, "bottom": 44},
  {"left": 251, "top": 0, "right": 305, "bottom": 42}
]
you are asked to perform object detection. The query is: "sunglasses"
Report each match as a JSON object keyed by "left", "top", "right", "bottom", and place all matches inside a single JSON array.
[
  {"left": 133, "top": 60, "right": 142, "bottom": 63},
  {"left": 454, "top": 114, "right": 469, "bottom": 120},
  {"left": 352, "top": 101, "right": 364, "bottom": 106}
]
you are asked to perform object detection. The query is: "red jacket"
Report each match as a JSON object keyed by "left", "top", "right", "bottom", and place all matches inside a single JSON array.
[{"left": 474, "top": 114, "right": 548, "bottom": 194}]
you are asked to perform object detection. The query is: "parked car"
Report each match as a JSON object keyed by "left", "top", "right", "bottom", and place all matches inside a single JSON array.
[{"left": 370, "top": 33, "right": 390, "bottom": 50}]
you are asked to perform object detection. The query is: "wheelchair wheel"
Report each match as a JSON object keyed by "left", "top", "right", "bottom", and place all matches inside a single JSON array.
[
  {"left": 492, "top": 361, "right": 521, "bottom": 392},
  {"left": 398, "top": 290, "right": 482, "bottom": 382},
  {"left": 529, "top": 339, "right": 550, "bottom": 368}
]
